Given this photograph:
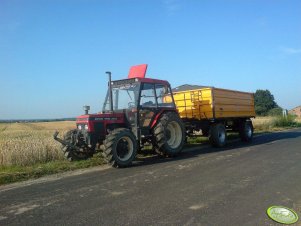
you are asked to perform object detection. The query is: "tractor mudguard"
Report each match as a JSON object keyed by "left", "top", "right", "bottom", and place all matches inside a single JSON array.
[{"left": 150, "top": 109, "right": 178, "bottom": 129}]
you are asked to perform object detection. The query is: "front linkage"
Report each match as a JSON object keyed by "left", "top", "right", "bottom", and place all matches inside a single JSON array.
[{"left": 53, "top": 130, "right": 94, "bottom": 161}]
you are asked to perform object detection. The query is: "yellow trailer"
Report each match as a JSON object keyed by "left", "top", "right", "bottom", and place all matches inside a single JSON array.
[
  {"left": 173, "top": 87, "right": 255, "bottom": 120},
  {"left": 171, "top": 85, "right": 255, "bottom": 147}
]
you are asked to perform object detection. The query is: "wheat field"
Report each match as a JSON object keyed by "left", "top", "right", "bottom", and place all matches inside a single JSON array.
[{"left": 0, "top": 121, "right": 75, "bottom": 167}]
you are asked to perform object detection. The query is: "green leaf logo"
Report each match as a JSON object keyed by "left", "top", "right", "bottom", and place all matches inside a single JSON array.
[{"left": 267, "top": 206, "right": 299, "bottom": 224}]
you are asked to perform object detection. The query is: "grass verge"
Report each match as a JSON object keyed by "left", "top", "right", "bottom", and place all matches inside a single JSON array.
[
  {"left": 0, "top": 153, "right": 105, "bottom": 185},
  {"left": 273, "top": 115, "right": 301, "bottom": 127},
  {"left": 252, "top": 115, "right": 301, "bottom": 132}
]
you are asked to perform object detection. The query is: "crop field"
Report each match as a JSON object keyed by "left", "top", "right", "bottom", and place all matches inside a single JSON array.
[{"left": 0, "top": 121, "right": 75, "bottom": 167}]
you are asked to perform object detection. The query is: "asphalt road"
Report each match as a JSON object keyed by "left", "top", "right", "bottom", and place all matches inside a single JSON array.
[{"left": 1, "top": 129, "right": 301, "bottom": 226}]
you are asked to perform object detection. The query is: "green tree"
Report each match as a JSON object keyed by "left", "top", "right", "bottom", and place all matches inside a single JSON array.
[{"left": 254, "top": 89, "right": 278, "bottom": 116}]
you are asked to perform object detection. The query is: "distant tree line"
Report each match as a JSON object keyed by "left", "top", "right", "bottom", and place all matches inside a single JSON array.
[
  {"left": 0, "top": 118, "right": 76, "bottom": 123},
  {"left": 254, "top": 89, "right": 283, "bottom": 116}
]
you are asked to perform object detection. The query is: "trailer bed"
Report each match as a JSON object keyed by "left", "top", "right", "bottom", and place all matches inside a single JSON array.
[{"left": 173, "top": 87, "right": 255, "bottom": 120}]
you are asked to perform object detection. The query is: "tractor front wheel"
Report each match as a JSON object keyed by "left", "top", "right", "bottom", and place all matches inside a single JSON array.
[{"left": 103, "top": 128, "right": 137, "bottom": 168}]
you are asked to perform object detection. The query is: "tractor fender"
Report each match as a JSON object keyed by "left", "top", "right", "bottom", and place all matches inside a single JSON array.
[{"left": 150, "top": 109, "right": 179, "bottom": 129}]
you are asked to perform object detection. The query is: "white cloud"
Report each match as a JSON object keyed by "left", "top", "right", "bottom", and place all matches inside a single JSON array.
[{"left": 280, "top": 47, "right": 301, "bottom": 54}]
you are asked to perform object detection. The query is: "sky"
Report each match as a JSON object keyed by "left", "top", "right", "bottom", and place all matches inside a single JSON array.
[{"left": 0, "top": 0, "right": 300, "bottom": 119}]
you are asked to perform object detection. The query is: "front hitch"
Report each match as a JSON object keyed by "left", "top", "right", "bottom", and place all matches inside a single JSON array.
[
  {"left": 53, "top": 131, "right": 78, "bottom": 150},
  {"left": 54, "top": 130, "right": 92, "bottom": 161}
]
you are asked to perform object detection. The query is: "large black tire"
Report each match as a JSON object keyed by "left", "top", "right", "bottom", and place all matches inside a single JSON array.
[
  {"left": 103, "top": 128, "right": 137, "bottom": 168},
  {"left": 62, "top": 129, "right": 90, "bottom": 161},
  {"left": 153, "top": 112, "right": 185, "bottom": 157},
  {"left": 239, "top": 120, "right": 253, "bottom": 142},
  {"left": 209, "top": 123, "right": 227, "bottom": 147}
]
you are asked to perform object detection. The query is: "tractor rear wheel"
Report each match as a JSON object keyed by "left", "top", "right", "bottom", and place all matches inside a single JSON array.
[
  {"left": 62, "top": 129, "right": 90, "bottom": 161},
  {"left": 209, "top": 123, "right": 227, "bottom": 147},
  {"left": 103, "top": 128, "right": 137, "bottom": 168},
  {"left": 239, "top": 120, "right": 253, "bottom": 142},
  {"left": 153, "top": 112, "right": 185, "bottom": 157}
]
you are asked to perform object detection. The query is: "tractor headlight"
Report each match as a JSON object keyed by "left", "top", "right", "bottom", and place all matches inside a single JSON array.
[
  {"left": 78, "top": 125, "right": 82, "bottom": 130},
  {"left": 84, "top": 124, "right": 89, "bottom": 130}
]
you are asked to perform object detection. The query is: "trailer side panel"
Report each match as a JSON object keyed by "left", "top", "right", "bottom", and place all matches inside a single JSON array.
[{"left": 173, "top": 87, "right": 255, "bottom": 120}]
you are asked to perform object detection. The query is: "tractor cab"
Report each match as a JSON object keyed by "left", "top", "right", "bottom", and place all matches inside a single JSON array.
[{"left": 102, "top": 64, "right": 176, "bottom": 137}]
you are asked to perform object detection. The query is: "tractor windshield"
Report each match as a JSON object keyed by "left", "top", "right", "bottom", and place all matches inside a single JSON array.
[{"left": 103, "top": 82, "right": 140, "bottom": 112}]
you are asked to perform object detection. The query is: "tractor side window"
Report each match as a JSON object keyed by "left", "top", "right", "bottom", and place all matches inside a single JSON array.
[
  {"left": 112, "top": 84, "right": 139, "bottom": 110},
  {"left": 103, "top": 83, "right": 140, "bottom": 111},
  {"left": 155, "top": 84, "right": 174, "bottom": 107},
  {"left": 140, "top": 83, "right": 156, "bottom": 108}
]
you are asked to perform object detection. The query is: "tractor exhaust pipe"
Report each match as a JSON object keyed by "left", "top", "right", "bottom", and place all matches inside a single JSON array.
[
  {"left": 83, "top": 105, "right": 90, "bottom": 115},
  {"left": 106, "top": 71, "right": 113, "bottom": 112}
]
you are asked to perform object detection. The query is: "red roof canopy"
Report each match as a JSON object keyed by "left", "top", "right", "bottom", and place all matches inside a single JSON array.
[{"left": 128, "top": 64, "right": 148, "bottom": 79}]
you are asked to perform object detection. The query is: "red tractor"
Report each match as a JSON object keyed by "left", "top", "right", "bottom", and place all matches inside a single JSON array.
[{"left": 54, "top": 64, "right": 185, "bottom": 167}]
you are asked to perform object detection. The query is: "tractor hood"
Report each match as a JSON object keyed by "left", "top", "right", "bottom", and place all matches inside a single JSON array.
[
  {"left": 76, "top": 113, "right": 124, "bottom": 122},
  {"left": 76, "top": 113, "right": 125, "bottom": 133}
]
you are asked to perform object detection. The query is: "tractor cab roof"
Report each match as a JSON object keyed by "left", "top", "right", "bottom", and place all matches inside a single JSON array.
[
  {"left": 111, "top": 77, "right": 170, "bottom": 87},
  {"left": 111, "top": 64, "right": 170, "bottom": 87}
]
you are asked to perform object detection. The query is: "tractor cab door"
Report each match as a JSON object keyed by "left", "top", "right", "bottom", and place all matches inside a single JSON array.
[
  {"left": 138, "top": 83, "right": 175, "bottom": 135},
  {"left": 139, "top": 83, "right": 157, "bottom": 133},
  {"left": 104, "top": 83, "right": 140, "bottom": 130}
]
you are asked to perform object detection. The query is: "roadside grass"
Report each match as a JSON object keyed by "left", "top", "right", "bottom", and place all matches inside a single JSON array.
[
  {"left": 252, "top": 115, "right": 301, "bottom": 132},
  {"left": 0, "top": 153, "right": 105, "bottom": 185},
  {"left": 273, "top": 115, "right": 301, "bottom": 127}
]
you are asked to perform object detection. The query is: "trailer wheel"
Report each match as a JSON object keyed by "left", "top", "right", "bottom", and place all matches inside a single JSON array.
[
  {"left": 209, "top": 123, "right": 227, "bottom": 147},
  {"left": 239, "top": 120, "right": 253, "bottom": 142},
  {"left": 103, "top": 128, "right": 137, "bottom": 168},
  {"left": 62, "top": 130, "right": 89, "bottom": 161},
  {"left": 153, "top": 112, "right": 185, "bottom": 157}
]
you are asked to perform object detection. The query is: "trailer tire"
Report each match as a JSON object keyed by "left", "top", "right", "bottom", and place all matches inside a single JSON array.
[
  {"left": 239, "top": 120, "right": 253, "bottom": 142},
  {"left": 62, "top": 129, "right": 89, "bottom": 161},
  {"left": 103, "top": 128, "right": 137, "bottom": 168},
  {"left": 153, "top": 112, "right": 185, "bottom": 157},
  {"left": 209, "top": 123, "right": 227, "bottom": 147}
]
